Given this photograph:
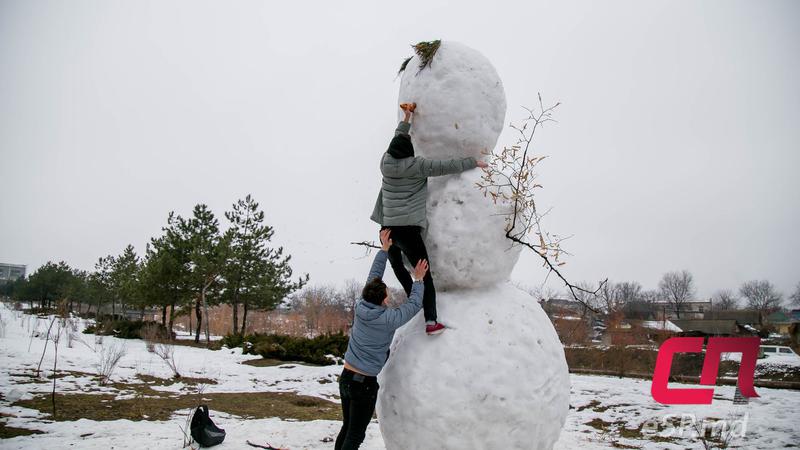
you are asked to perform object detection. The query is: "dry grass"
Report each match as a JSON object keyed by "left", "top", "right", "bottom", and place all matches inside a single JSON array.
[
  {"left": 13, "top": 389, "right": 340, "bottom": 423},
  {"left": 0, "top": 422, "right": 44, "bottom": 439},
  {"left": 136, "top": 374, "right": 217, "bottom": 387},
  {"left": 240, "top": 358, "right": 289, "bottom": 367},
  {"left": 13, "top": 372, "right": 339, "bottom": 423}
]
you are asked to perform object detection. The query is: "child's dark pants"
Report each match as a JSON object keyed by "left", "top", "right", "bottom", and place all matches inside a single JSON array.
[{"left": 381, "top": 225, "right": 437, "bottom": 322}]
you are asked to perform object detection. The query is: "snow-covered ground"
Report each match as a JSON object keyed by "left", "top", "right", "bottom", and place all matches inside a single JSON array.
[{"left": 1, "top": 303, "right": 798, "bottom": 449}]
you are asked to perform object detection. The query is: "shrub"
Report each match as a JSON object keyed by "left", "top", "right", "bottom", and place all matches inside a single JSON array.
[
  {"left": 223, "top": 333, "right": 349, "bottom": 365},
  {"left": 83, "top": 319, "right": 171, "bottom": 340},
  {"left": 95, "top": 340, "right": 126, "bottom": 385},
  {"left": 221, "top": 333, "right": 245, "bottom": 349}
]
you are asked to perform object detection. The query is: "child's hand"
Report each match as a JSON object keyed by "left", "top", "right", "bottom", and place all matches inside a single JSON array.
[
  {"left": 476, "top": 160, "right": 489, "bottom": 168},
  {"left": 400, "top": 102, "right": 417, "bottom": 113}
]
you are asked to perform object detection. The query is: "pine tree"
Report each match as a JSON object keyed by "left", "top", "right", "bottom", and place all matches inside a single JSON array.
[
  {"left": 156, "top": 212, "right": 194, "bottom": 333},
  {"left": 222, "top": 195, "right": 308, "bottom": 335},
  {"left": 88, "top": 256, "right": 115, "bottom": 317},
  {"left": 23, "top": 261, "right": 74, "bottom": 310},
  {"left": 179, "top": 204, "right": 228, "bottom": 344},
  {"left": 223, "top": 195, "right": 269, "bottom": 334},
  {"left": 110, "top": 245, "right": 141, "bottom": 320}
]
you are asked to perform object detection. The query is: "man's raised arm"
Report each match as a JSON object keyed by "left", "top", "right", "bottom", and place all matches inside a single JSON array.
[
  {"left": 366, "top": 229, "right": 393, "bottom": 284},
  {"left": 383, "top": 259, "right": 428, "bottom": 330}
]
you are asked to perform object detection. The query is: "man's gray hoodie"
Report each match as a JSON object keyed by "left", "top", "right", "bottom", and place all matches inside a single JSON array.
[{"left": 343, "top": 249, "right": 424, "bottom": 376}]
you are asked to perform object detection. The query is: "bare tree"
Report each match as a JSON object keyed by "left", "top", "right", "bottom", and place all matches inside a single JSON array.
[
  {"left": 739, "top": 280, "right": 782, "bottom": 315},
  {"left": 516, "top": 283, "right": 560, "bottom": 303},
  {"left": 711, "top": 289, "right": 739, "bottom": 310},
  {"left": 154, "top": 341, "right": 181, "bottom": 379},
  {"left": 598, "top": 281, "right": 642, "bottom": 314},
  {"left": 615, "top": 281, "right": 643, "bottom": 305},
  {"left": 95, "top": 340, "right": 127, "bottom": 386},
  {"left": 598, "top": 281, "right": 623, "bottom": 314},
  {"left": 640, "top": 289, "right": 660, "bottom": 304},
  {"left": 340, "top": 279, "right": 362, "bottom": 315},
  {"left": 291, "top": 284, "right": 353, "bottom": 335},
  {"left": 790, "top": 282, "right": 800, "bottom": 307},
  {"left": 35, "top": 316, "right": 58, "bottom": 378},
  {"left": 658, "top": 270, "right": 695, "bottom": 319}
]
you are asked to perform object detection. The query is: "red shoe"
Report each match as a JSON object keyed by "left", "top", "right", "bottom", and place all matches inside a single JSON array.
[{"left": 426, "top": 322, "right": 445, "bottom": 335}]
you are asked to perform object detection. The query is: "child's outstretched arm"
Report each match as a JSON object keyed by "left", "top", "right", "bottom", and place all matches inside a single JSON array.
[
  {"left": 414, "top": 156, "right": 488, "bottom": 177},
  {"left": 395, "top": 103, "right": 416, "bottom": 136}
]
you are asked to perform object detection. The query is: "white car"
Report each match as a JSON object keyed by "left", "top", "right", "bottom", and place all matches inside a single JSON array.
[{"left": 759, "top": 345, "right": 800, "bottom": 365}]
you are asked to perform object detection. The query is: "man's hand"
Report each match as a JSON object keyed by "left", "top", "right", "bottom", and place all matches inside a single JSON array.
[
  {"left": 476, "top": 160, "right": 489, "bottom": 168},
  {"left": 412, "top": 259, "right": 429, "bottom": 282},
  {"left": 380, "top": 229, "right": 393, "bottom": 252}
]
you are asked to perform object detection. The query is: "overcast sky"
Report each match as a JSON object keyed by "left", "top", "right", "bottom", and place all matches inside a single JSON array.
[{"left": 1, "top": 0, "right": 798, "bottom": 301}]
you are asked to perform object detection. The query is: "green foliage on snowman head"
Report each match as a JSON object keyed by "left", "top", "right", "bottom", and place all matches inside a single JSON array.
[{"left": 398, "top": 40, "right": 441, "bottom": 75}]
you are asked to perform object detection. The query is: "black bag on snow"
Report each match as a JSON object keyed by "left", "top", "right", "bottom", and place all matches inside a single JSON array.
[{"left": 190, "top": 404, "right": 226, "bottom": 447}]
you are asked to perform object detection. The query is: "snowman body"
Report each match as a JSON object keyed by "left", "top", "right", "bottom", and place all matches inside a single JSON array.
[{"left": 376, "top": 41, "right": 569, "bottom": 450}]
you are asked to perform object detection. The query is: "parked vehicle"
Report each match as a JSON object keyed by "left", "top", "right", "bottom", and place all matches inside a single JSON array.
[{"left": 759, "top": 345, "right": 800, "bottom": 363}]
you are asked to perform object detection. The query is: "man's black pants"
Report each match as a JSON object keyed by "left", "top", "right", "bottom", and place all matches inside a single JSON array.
[
  {"left": 381, "top": 225, "right": 437, "bottom": 322},
  {"left": 335, "top": 368, "right": 379, "bottom": 450}
]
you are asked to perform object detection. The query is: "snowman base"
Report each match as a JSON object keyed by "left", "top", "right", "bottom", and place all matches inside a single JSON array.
[{"left": 376, "top": 283, "right": 569, "bottom": 450}]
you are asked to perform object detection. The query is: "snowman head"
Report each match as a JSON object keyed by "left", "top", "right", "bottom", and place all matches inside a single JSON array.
[{"left": 398, "top": 41, "right": 507, "bottom": 162}]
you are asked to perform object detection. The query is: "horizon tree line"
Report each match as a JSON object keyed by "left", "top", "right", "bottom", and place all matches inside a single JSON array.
[
  {"left": 528, "top": 272, "right": 799, "bottom": 319},
  {"left": 1, "top": 195, "right": 308, "bottom": 345}
]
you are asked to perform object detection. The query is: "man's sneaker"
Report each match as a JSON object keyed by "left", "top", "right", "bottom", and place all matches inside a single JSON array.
[{"left": 426, "top": 322, "right": 445, "bottom": 335}]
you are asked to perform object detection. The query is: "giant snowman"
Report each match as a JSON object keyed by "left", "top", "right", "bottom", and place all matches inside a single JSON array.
[{"left": 376, "top": 41, "right": 570, "bottom": 449}]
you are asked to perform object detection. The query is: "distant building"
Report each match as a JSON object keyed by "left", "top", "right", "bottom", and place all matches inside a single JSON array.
[
  {"left": 765, "top": 310, "right": 800, "bottom": 336},
  {"left": 704, "top": 310, "right": 762, "bottom": 327},
  {"left": 0, "top": 263, "right": 26, "bottom": 285},
  {"left": 671, "top": 319, "right": 746, "bottom": 336},
  {"left": 661, "top": 300, "right": 712, "bottom": 320}
]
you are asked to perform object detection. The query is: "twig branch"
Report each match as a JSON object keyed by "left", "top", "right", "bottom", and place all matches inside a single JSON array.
[
  {"left": 478, "top": 94, "right": 606, "bottom": 312},
  {"left": 350, "top": 241, "right": 380, "bottom": 250}
]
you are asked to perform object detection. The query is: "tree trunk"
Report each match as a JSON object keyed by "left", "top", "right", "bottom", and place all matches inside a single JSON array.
[
  {"left": 202, "top": 284, "right": 211, "bottom": 346},
  {"left": 168, "top": 301, "right": 176, "bottom": 338},
  {"left": 232, "top": 300, "right": 239, "bottom": 335},
  {"left": 194, "top": 297, "right": 202, "bottom": 343},
  {"left": 232, "top": 281, "right": 241, "bottom": 335},
  {"left": 240, "top": 300, "right": 249, "bottom": 336},
  {"left": 161, "top": 305, "right": 167, "bottom": 325}
]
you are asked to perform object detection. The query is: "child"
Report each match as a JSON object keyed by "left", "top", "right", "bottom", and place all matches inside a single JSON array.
[{"left": 370, "top": 102, "right": 487, "bottom": 335}]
